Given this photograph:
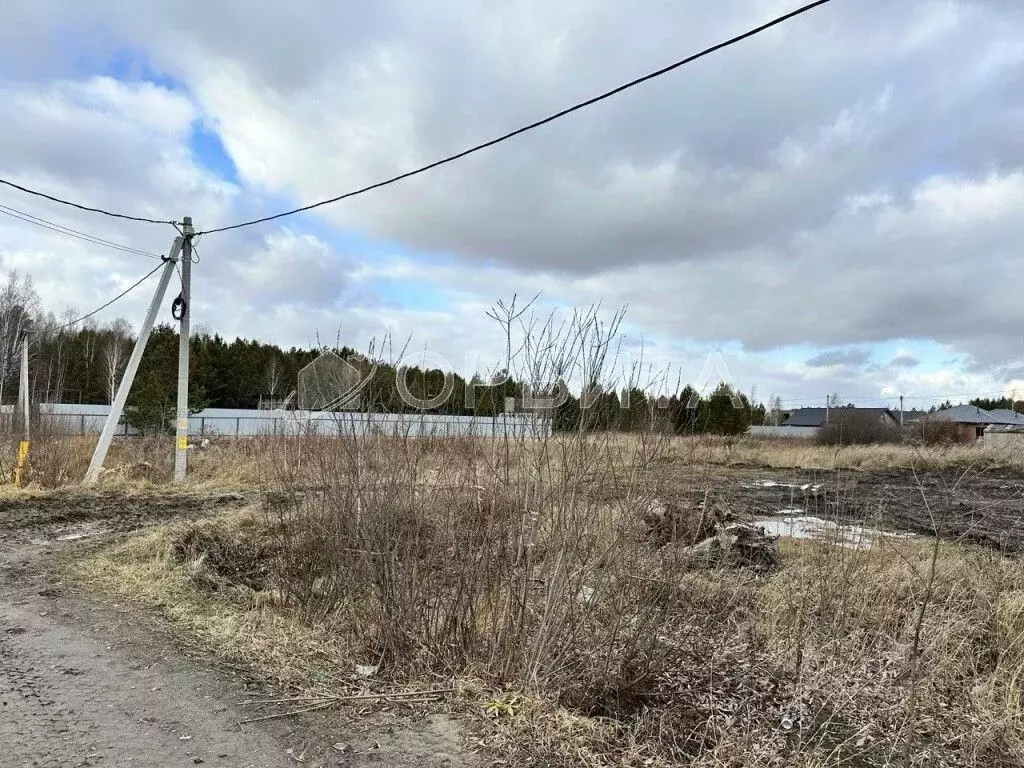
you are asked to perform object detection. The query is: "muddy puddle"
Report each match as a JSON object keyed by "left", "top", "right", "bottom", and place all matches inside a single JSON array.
[
  {"left": 711, "top": 468, "right": 1024, "bottom": 552},
  {"left": 755, "top": 509, "right": 919, "bottom": 549},
  {"left": 741, "top": 479, "right": 824, "bottom": 496}
]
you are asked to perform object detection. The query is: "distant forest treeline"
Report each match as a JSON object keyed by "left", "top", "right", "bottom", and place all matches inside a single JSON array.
[{"left": 0, "top": 271, "right": 770, "bottom": 435}]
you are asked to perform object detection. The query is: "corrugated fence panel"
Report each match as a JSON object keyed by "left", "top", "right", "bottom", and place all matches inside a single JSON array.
[{"left": 0, "top": 404, "right": 551, "bottom": 439}]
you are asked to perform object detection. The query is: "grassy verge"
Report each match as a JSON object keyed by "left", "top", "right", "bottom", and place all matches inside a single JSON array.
[
  {"left": 60, "top": 492, "right": 1024, "bottom": 767},
  {"left": 61, "top": 511, "right": 362, "bottom": 692}
]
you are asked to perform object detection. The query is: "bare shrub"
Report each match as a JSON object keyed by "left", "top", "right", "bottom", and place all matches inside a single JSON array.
[
  {"left": 816, "top": 410, "right": 901, "bottom": 446},
  {"left": 82, "top": 301, "right": 1024, "bottom": 766},
  {"left": 251, "top": 306, "right": 718, "bottom": 712},
  {"left": 0, "top": 412, "right": 85, "bottom": 488},
  {"left": 911, "top": 419, "right": 970, "bottom": 445}
]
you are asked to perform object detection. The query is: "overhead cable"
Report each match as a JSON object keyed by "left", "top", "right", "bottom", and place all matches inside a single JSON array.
[
  {"left": 0, "top": 178, "right": 175, "bottom": 226},
  {"left": 196, "top": 0, "right": 834, "bottom": 236},
  {"left": 0, "top": 204, "right": 162, "bottom": 259},
  {"left": 60, "top": 263, "right": 166, "bottom": 329}
]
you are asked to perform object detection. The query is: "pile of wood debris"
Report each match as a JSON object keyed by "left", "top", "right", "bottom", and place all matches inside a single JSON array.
[{"left": 642, "top": 494, "right": 779, "bottom": 572}]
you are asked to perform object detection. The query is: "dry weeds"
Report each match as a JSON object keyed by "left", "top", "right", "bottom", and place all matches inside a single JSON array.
[
  {"left": 2, "top": 425, "right": 1023, "bottom": 494},
  {"left": 61, "top": 429, "right": 1024, "bottom": 767}
]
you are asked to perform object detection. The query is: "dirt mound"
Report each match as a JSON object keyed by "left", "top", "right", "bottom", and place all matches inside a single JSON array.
[
  {"left": 643, "top": 495, "right": 779, "bottom": 572},
  {"left": 677, "top": 524, "right": 780, "bottom": 572}
]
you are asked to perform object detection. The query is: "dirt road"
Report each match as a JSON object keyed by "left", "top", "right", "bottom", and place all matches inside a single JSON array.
[{"left": 0, "top": 492, "right": 472, "bottom": 768}]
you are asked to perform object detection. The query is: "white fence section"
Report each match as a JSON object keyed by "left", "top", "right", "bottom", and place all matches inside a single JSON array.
[
  {"left": 0, "top": 404, "right": 550, "bottom": 439},
  {"left": 747, "top": 425, "right": 819, "bottom": 439}
]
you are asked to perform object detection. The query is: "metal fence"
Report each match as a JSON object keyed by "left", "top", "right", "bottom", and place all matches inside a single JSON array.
[
  {"left": 747, "top": 425, "right": 819, "bottom": 439},
  {"left": 0, "top": 404, "right": 551, "bottom": 439}
]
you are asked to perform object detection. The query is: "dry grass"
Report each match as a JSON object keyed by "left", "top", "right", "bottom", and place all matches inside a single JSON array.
[
  {"left": 3, "top": 425, "right": 1022, "bottom": 493},
  {"left": 36, "top": 303, "right": 1024, "bottom": 765},
  {"left": 60, "top": 428, "right": 1024, "bottom": 768},
  {"left": 64, "top": 511, "right": 364, "bottom": 692},
  {"left": 665, "top": 434, "right": 1024, "bottom": 473}
]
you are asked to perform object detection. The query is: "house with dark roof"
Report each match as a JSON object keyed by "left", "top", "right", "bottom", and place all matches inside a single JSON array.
[
  {"left": 782, "top": 407, "right": 899, "bottom": 428},
  {"left": 918, "top": 404, "right": 1001, "bottom": 441},
  {"left": 986, "top": 409, "right": 1024, "bottom": 426},
  {"left": 898, "top": 408, "right": 928, "bottom": 425}
]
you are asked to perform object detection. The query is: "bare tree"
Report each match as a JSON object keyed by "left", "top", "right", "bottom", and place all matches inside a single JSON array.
[
  {"left": 29, "top": 312, "right": 67, "bottom": 404},
  {"left": 264, "top": 356, "right": 283, "bottom": 404},
  {"left": 0, "top": 271, "right": 39, "bottom": 406},
  {"left": 80, "top": 317, "right": 99, "bottom": 399},
  {"left": 103, "top": 318, "right": 133, "bottom": 404}
]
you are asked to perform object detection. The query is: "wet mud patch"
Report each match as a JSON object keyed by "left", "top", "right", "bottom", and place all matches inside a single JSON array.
[
  {"left": 717, "top": 467, "right": 1024, "bottom": 553},
  {"left": 0, "top": 490, "right": 249, "bottom": 546}
]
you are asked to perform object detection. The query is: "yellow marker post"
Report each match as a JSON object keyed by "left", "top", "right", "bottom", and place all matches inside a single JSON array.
[{"left": 13, "top": 440, "right": 29, "bottom": 488}]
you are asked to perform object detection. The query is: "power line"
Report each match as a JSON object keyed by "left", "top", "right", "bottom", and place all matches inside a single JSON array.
[
  {"left": 60, "top": 262, "right": 165, "bottom": 329},
  {"left": 196, "top": 0, "right": 833, "bottom": 236},
  {"left": 0, "top": 204, "right": 162, "bottom": 259},
  {"left": 0, "top": 178, "right": 175, "bottom": 226}
]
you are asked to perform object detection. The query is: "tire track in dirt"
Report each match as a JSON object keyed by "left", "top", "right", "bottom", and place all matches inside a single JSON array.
[{"left": 0, "top": 599, "right": 302, "bottom": 768}]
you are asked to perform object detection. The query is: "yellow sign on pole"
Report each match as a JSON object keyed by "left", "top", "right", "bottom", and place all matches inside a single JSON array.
[{"left": 177, "top": 436, "right": 188, "bottom": 451}]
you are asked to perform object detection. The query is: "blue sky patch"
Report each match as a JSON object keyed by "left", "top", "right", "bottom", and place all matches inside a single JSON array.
[
  {"left": 100, "top": 48, "right": 182, "bottom": 92},
  {"left": 189, "top": 123, "right": 240, "bottom": 186}
]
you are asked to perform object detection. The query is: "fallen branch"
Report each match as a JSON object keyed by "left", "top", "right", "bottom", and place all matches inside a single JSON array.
[
  {"left": 239, "top": 699, "right": 340, "bottom": 725},
  {"left": 240, "top": 686, "right": 456, "bottom": 708}
]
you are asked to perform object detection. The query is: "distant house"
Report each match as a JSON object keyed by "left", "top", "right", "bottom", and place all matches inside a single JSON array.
[
  {"left": 782, "top": 407, "right": 900, "bottom": 428},
  {"left": 986, "top": 409, "right": 1024, "bottom": 426},
  {"left": 899, "top": 409, "right": 928, "bottom": 425},
  {"left": 918, "top": 404, "right": 1000, "bottom": 441}
]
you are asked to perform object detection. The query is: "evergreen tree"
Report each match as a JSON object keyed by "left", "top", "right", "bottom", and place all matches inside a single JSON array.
[
  {"left": 672, "top": 385, "right": 701, "bottom": 434},
  {"left": 699, "top": 382, "right": 750, "bottom": 435}
]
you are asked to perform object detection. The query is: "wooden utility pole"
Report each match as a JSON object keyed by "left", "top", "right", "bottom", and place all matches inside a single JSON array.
[{"left": 173, "top": 217, "right": 193, "bottom": 483}]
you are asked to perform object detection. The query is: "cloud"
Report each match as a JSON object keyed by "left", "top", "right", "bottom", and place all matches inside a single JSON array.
[
  {"left": 1, "top": 0, "right": 1024, "bottom": 405},
  {"left": 805, "top": 348, "right": 872, "bottom": 368},
  {"left": 229, "top": 230, "right": 353, "bottom": 306},
  {"left": 890, "top": 352, "right": 920, "bottom": 369}
]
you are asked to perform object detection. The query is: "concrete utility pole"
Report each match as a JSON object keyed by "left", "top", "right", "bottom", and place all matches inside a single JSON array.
[
  {"left": 173, "top": 217, "right": 193, "bottom": 484},
  {"left": 20, "top": 334, "right": 29, "bottom": 443},
  {"left": 85, "top": 237, "right": 182, "bottom": 484},
  {"left": 899, "top": 395, "right": 904, "bottom": 427},
  {"left": 825, "top": 394, "right": 830, "bottom": 425},
  {"left": 14, "top": 331, "right": 30, "bottom": 488}
]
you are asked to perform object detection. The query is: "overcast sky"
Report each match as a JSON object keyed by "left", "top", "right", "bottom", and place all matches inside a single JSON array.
[{"left": 1, "top": 0, "right": 1022, "bottom": 408}]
